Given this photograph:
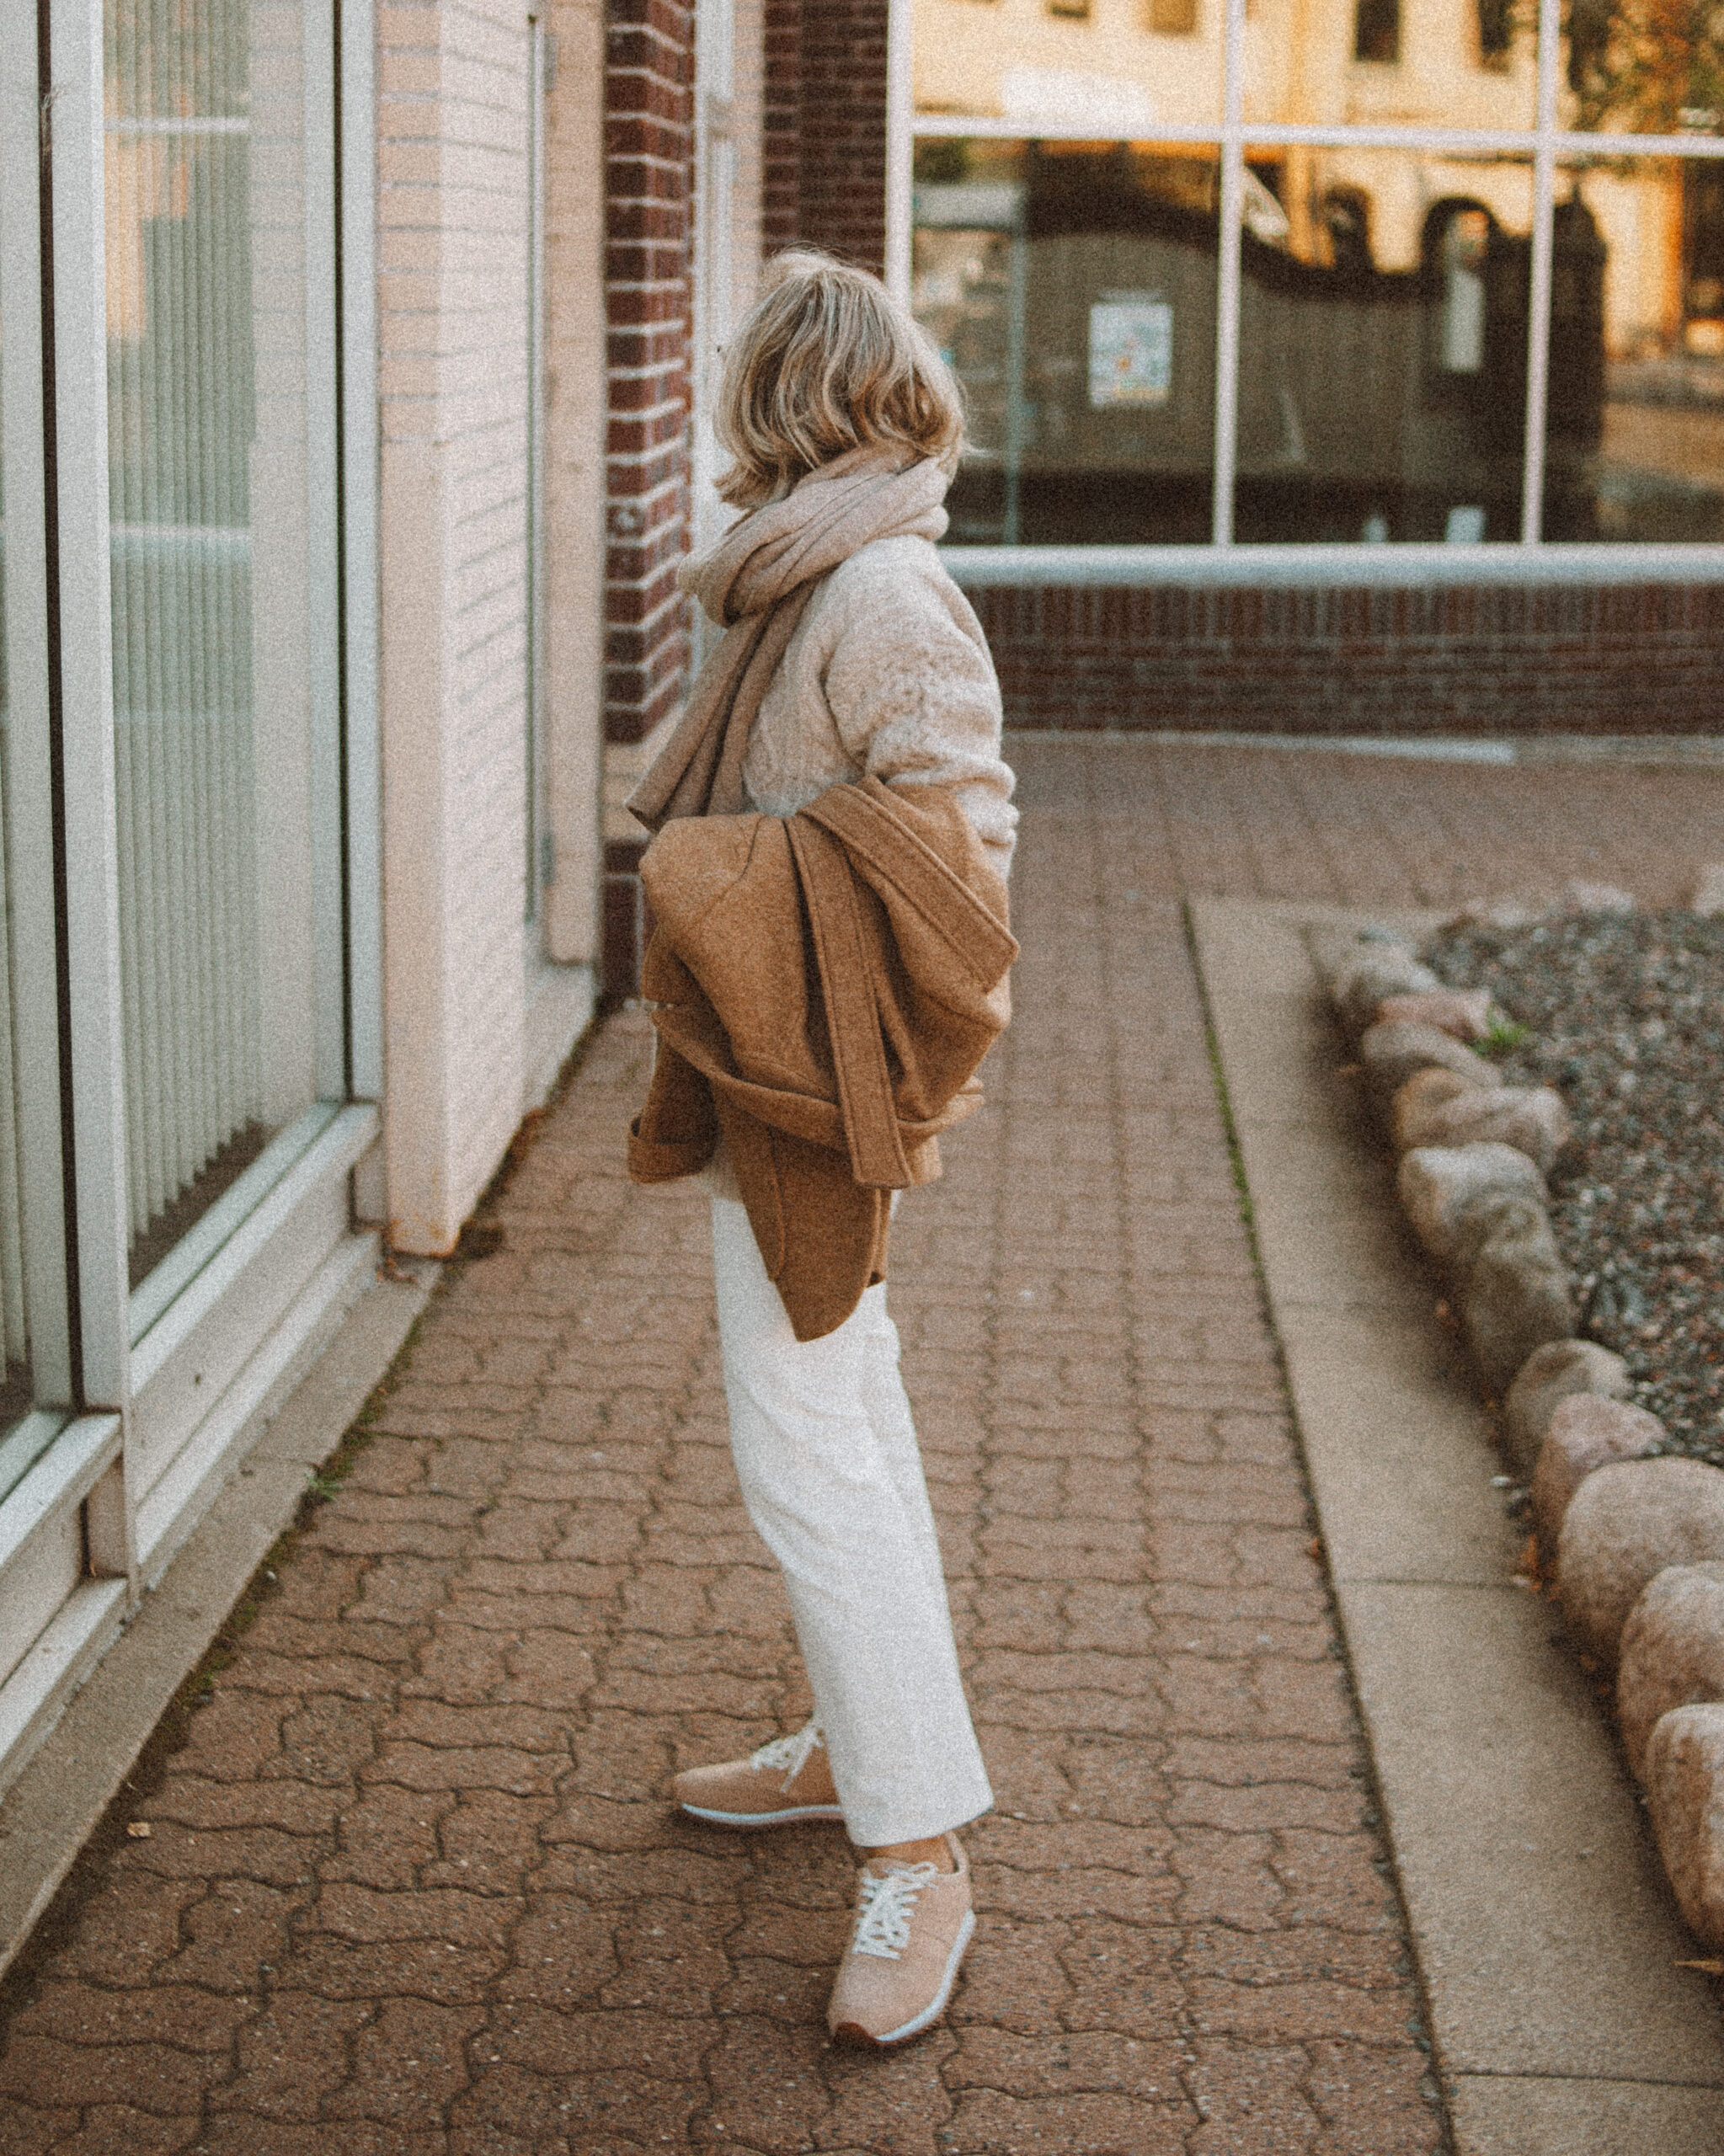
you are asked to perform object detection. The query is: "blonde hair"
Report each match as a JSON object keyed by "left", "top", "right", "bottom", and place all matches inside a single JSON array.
[{"left": 714, "top": 250, "right": 965, "bottom": 509}]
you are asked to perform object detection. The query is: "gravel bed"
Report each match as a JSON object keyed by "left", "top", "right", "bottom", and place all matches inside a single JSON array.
[{"left": 1424, "top": 911, "right": 1724, "bottom": 1465}]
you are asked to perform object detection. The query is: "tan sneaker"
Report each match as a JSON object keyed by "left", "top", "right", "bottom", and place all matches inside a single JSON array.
[
  {"left": 827, "top": 1834, "right": 974, "bottom": 2047},
  {"left": 671, "top": 1721, "right": 844, "bottom": 1827}
]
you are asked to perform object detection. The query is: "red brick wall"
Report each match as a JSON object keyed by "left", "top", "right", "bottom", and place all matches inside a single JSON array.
[
  {"left": 796, "top": 0, "right": 889, "bottom": 273},
  {"left": 756, "top": 0, "right": 889, "bottom": 273},
  {"left": 964, "top": 579, "right": 1724, "bottom": 738},
  {"left": 761, "top": 0, "right": 801, "bottom": 250},
  {"left": 603, "top": 0, "right": 694, "bottom": 992},
  {"left": 605, "top": 0, "right": 694, "bottom": 755}
]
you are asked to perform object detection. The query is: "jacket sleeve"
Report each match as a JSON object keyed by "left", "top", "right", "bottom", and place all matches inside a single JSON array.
[
  {"left": 627, "top": 944, "right": 719, "bottom": 1182},
  {"left": 819, "top": 544, "right": 1019, "bottom": 876}
]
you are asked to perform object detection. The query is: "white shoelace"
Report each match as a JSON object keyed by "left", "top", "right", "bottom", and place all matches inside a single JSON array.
[
  {"left": 850, "top": 1863, "right": 940, "bottom": 1961},
  {"left": 748, "top": 1720, "right": 824, "bottom": 1790}
]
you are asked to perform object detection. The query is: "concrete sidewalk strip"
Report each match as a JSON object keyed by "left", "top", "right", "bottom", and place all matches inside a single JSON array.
[
  {"left": 1190, "top": 895, "right": 1724, "bottom": 2153},
  {"left": 1448, "top": 2075, "right": 1724, "bottom": 2153}
]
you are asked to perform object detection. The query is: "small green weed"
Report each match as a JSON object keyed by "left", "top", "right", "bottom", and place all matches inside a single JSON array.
[{"left": 1480, "top": 1015, "right": 1529, "bottom": 1056}]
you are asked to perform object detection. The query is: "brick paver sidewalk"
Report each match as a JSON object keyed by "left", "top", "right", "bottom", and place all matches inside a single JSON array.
[{"left": 5, "top": 739, "right": 1724, "bottom": 2155}]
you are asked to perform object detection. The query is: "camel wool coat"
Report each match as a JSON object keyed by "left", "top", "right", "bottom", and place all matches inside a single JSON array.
[{"left": 627, "top": 776, "right": 1017, "bottom": 1340}]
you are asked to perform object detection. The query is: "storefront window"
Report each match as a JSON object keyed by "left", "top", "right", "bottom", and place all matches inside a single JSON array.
[
  {"left": 105, "top": 0, "right": 335, "bottom": 1320},
  {"left": 0, "top": 0, "right": 371, "bottom": 1783},
  {"left": 1233, "top": 152, "right": 1535, "bottom": 542},
  {"left": 906, "top": 0, "right": 1724, "bottom": 544},
  {"left": 0, "top": 306, "right": 29, "bottom": 1433},
  {"left": 915, "top": 141, "right": 1218, "bottom": 543},
  {"left": 1561, "top": 157, "right": 1724, "bottom": 539}
]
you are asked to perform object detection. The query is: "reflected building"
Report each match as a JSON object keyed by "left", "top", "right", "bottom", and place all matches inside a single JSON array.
[{"left": 911, "top": 0, "right": 1724, "bottom": 540}]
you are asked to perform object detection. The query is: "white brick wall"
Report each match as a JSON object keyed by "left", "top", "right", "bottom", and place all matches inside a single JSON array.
[
  {"left": 541, "top": 0, "right": 607, "bottom": 969},
  {"left": 376, "top": 0, "right": 535, "bottom": 1252}
]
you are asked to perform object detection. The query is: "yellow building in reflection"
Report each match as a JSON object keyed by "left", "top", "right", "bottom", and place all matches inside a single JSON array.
[{"left": 913, "top": 0, "right": 1700, "bottom": 359}]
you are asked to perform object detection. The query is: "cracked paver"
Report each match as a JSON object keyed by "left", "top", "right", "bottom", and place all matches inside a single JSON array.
[{"left": 6, "top": 738, "right": 1724, "bottom": 2153}]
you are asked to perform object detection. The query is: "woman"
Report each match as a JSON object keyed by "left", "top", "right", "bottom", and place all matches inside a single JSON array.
[{"left": 627, "top": 249, "right": 1017, "bottom": 2047}]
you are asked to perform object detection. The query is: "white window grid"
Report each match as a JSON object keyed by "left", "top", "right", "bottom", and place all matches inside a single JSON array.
[
  {"left": 0, "top": 0, "right": 383, "bottom": 1571},
  {"left": 884, "top": 0, "right": 1724, "bottom": 547}
]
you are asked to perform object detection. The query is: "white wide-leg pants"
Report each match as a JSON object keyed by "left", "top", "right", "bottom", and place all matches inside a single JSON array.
[{"left": 710, "top": 1195, "right": 993, "bottom": 1848}]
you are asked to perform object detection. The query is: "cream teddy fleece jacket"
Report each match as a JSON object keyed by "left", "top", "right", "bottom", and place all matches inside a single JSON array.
[{"left": 735, "top": 533, "right": 1018, "bottom": 875}]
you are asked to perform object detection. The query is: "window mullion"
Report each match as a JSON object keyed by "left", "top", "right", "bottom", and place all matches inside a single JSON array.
[
  {"left": 885, "top": 0, "right": 915, "bottom": 307},
  {"left": 1521, "top": 0, "right": 1564, "bottom": 542},
  {"left": 0, "top": 0, "right": 75, "bottom": 1406},
  {"left": 340, "top": 0, "right": 383, "bottom": 1103},
  {"left": 1212, "top": 0, "right": 1247, "bottom": 545},
  {"left": 47, "top": 0, "right": 132, "bottom": 1412},
  {"left": 304, "top": 0, "right": 345, "bottom": 1099}
]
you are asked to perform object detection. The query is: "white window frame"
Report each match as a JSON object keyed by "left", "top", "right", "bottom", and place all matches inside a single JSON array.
[
  {"left": 0, "top": 0, "right": 386, "bottom": 1798},
  {"left": 886, "top": 0, "right": 1724, "bottom": 559}
]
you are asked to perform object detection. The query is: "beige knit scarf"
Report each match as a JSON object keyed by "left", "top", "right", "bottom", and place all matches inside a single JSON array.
[{"left": 627, "top": 446, "right": 950, "bottom": 832}]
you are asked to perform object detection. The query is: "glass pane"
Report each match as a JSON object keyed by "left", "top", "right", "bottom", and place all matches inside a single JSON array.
[
  {"left": 1561, "top": 0, "right": 1724, "bottom": 132},
  {"left": 915, "top": 0, "right": 1223, "bottom": 131},
  {"left": 1233, "top": 147, "right": 1531, "bottom": 541},
  {"left": 1242, "top": 0, "right": 1537, "bottom": 129},
  {"left": 1549, "top": 154, "right": 1724, "bottom": 538},
  {"left": 0, "top": 272, "right": 33, "bottom": 1431},
  {"left": 104, "top": 0, "right": 325, "bottom": 1296},
  {"left": 914, "top": 139, "right": 1218, "bottom": 542}
]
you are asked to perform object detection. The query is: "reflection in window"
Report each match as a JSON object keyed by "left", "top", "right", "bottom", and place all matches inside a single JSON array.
[
  {"left": 1353, "top": 0, "right": 1401, "bottom": 64},
  {"left": 105, "top": 0, "right": 328, "bottom": 1296},
  {"left": 1577, "top": 157, "right": 1724, "bottom": 540},
  {"left": 1686, "top": 163, "right": 1724, "bottom": 334},
  {"left": 910, "top": 0, "right": 1724, "bottom": 543},
  {"left": 1321, "top": 188, "right": 1374, "bottom": 275},
  {"left": 914, "top": 141, "right": 1217, "bottom": 543},
  {"left": 1477, "top": 0, "right": 1513, "bottom": 63},
  {"left": 1438, "top": 207, "right": 1490, "bottom": 373},
  {"left": 1235, "top": 162, "right": 1541, "bottom": 542},
  {"left": 1563, "top": 0, "right": 1724, "bottom": 131},
  {"left": 1567, "top": 0, "right": 1612, "bottom": 100}
]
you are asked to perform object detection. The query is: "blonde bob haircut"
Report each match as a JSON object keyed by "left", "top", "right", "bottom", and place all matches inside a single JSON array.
[{"left": 714, "top": 249, "right": 965, "bottom": 509}]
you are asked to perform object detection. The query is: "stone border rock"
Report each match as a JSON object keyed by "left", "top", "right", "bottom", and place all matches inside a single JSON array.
[
  {"left": 1314, "top": 896, "right": 1724, "bottom": 1958},
  {"left": 1188, "top": 896, "right": 1724, "bottom": 2156}
]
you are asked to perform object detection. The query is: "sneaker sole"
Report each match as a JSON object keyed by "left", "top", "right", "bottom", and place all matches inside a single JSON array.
[
  {"left": 830, "top": 1908, "right": 976, "bottom": 2049},
  {"left": 678, "top": 1800, "right": 846, "bottom": 1828}
]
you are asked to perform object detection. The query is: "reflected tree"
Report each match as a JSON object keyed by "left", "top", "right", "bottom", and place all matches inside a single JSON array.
[{"left": 1562, "top": 0, "right": 1724, "bottom": 131}]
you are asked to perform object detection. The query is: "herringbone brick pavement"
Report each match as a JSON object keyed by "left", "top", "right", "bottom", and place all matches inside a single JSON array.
[{"left": 5, "top": 739, "right": 1724, "bottom": 2155}]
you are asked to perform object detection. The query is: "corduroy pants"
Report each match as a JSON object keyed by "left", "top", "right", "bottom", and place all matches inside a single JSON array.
[{"left": 710, "top": 1194, "right": 994, "bottom": 1847}]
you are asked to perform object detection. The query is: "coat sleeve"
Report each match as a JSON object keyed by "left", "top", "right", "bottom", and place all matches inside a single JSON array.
[
  {"left": 818, "top": 545, "right": 1019, "bottom": 875},
  {"left": 627, "top": 943, "right": 719, "bottom": 1182}
]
